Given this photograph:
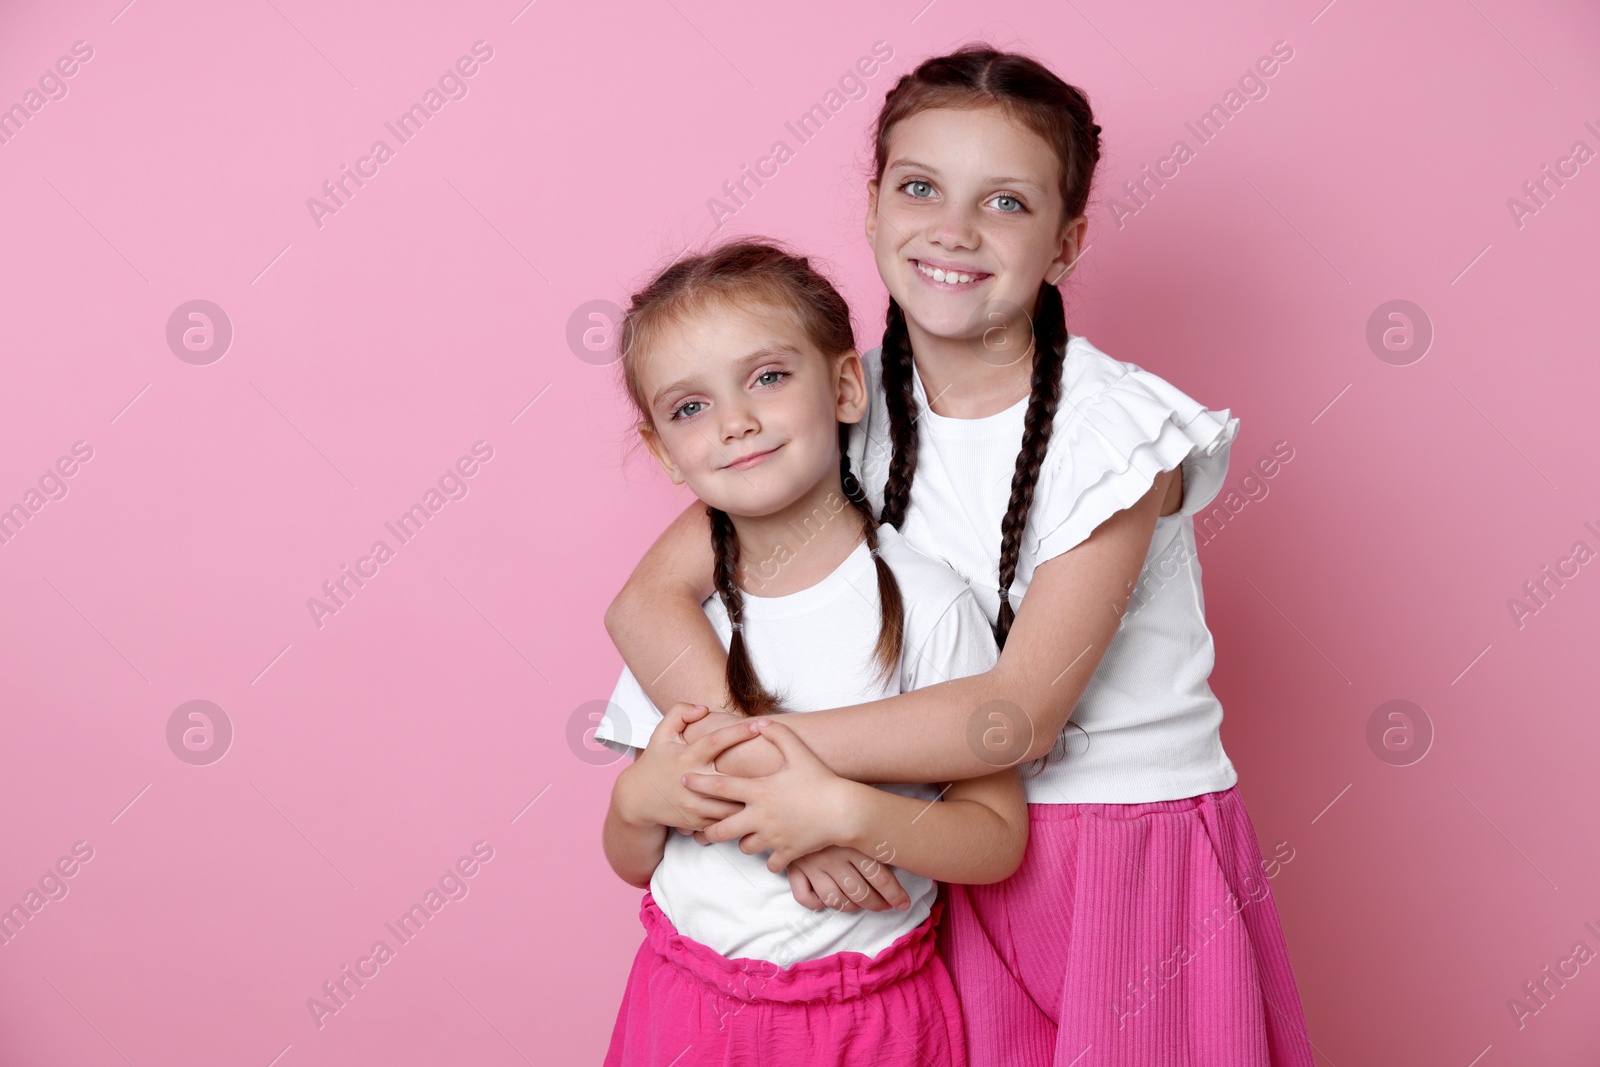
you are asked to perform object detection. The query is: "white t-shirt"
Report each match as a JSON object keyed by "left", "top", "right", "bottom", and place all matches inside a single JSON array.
[
  {"left": 846, "top": 334, "right": 1242, "bottom": 804},
  {"left": 594, "top": 523, "right": 998, "bottom": 965}
]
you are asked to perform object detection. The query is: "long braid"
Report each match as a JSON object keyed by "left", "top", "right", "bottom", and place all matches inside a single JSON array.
[
  {"left": 995, "top": 282, "right": 1068, "bottom": 649},
  {"left": 840, "top": 424, "right": 905, "bottom": 684},
  {"left": 708, "top": 505, "right": 786, "bottom": 716},
  {"left": 877, "top": 298, "right": 919, "bottom": 530}
]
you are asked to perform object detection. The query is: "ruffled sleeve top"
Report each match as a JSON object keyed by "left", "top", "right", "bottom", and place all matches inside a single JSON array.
[{"left": 846, "top": 334, "right": 1242, "bottom": 803}]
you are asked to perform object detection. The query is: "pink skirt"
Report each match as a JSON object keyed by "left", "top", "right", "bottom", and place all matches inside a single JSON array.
[
  {"left": 605, "top": 891, "right": 967, "bottom": 1067},
  {"left": 938, "top": 785, "right": 1316, "bottom": 1066}
]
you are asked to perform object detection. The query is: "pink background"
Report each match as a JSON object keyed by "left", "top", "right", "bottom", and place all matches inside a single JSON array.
[{"left": 2, "top": 0, "right": 1597, "bottom": 1063}]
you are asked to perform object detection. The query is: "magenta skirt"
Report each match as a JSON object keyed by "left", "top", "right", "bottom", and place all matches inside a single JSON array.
[
  {"left": 939, "top": 785, "right": 1316, "bottom": 1066},
  {"left": 605, "top": 892, "right": 967, "bottom": 1066}
]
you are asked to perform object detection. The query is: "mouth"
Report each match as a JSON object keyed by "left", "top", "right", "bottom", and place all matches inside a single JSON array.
[
  {"left": 722, "top": 444, "right": 781, "bottom": 471},
  {"left": 910, "top": 258, "right": 991, "bottom": 290}
]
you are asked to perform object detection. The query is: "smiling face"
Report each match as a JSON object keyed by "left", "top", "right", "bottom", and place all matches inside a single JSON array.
[
  {"left": 866, "top": 104, "right": 1085, "bottom": 353},
  {"left": 634, "top": 297, "right": 866, "bottom": 519}
]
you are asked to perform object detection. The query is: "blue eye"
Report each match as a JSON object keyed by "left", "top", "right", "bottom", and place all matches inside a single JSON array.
[
  {"left": 901, "top": 179, "right": 935, "bottom": 199},
  {"left": 755, "top": 370, "right": 789, "bottom": 387},
  {"left": 670, "top": 400, "right": 705, "bottom": 421},
  {"left": 990, "top": 194, "right": 1026, "bottom": 213}
]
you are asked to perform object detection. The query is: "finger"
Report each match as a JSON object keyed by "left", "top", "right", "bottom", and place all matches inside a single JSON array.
[
  {"left": 806, "top": 871, "right": 858, "bottom": 913},
  {"left": 682, "top": 772, "right": 756, "bottom": 804},
  {"left": 703, "top": 811, "right": 758, "bottom": 844},
  {"left": 691, "top": 830, "right": 712, "bottom": 846},
  {"left": 738, "top": 833, "right": 770, "bottom": 858},
  {"left": 833, "top": 867, "right": 891, "bottom": 912},
  {"left": 749, "top": 717, "right": 815, "bottom": 765},
  {"left": 659, "top": 702, "right": 708, "bottom": 736},
  {"left": 689, "top": 720, "right": 763, "bottom": 764},
  {"left": 786, "top": 868, "right": 823, "bottom": 911},
  {"left": 688, "top": 796, "right": 743, "bottom": 823},
  {"left": 675, "top": 701, "right": 712, "bottom": 723},
  {"left": 856, "top": 856, "right": 911, "bottom": 910}
]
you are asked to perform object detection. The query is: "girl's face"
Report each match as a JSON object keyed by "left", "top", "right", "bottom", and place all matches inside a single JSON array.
[
  {"left": 635, "top": 299, "right": 866, "bottom": 519},
  {"left": 866, "top": 105, "right": 1085, "bottom": 350}
]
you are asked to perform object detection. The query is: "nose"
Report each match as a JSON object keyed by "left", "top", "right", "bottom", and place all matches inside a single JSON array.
[
  {"left": 928, "top": 197, "right": 979, "bottom": 250},
  {"left": 717, "top": 396, "right": 760, "bottom": 448}
]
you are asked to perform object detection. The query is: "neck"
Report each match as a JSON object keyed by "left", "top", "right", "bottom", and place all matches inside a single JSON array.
[
  {"left": 725, "top": 473, "right": 867, "bottom": 598},
  {"left": 902, "top": 313, "right": 1037, "bottom": 419}
]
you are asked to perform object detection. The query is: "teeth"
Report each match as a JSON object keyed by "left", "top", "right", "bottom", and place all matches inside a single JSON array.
[{"left": 917, "top": 261, "right": 977, "bottom": 285}]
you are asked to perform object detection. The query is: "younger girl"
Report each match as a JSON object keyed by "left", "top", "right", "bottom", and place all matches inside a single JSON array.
[
  {"left": 606, "top": 46, "right": 1317, "bottom": 1067},
  {"left": 595, "top": 238, "right": 1028, "bottom": 1067}
]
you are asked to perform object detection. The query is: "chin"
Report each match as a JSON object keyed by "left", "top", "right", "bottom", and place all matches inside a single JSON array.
[
  {"left": 692, "top": 484, "right": 784, "bottom": 519},
  {"left": 895, "top": 297, "right": 974, "bottom": 341}
]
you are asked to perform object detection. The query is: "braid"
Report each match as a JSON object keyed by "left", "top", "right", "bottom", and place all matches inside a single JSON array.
[
  {"left": 840, "top": 424, "right": 905, "bottom": 685},
  {"left": 877, "top": 298, "right": 920, "bottom": 530},
  {"left": 995, "top": 281, "right": 1068, "bottom": 649},
  {"left": 708, "top": 505, "right": 786, "bottom": 716}
]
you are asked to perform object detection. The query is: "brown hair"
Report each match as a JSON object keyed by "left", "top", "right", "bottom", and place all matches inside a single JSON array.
[
  {"left": 617, "top": 239, "right": 906, "bottom": 716},
  {"left": 871, "top": 44, "right": 1102, "bottom": 650}
]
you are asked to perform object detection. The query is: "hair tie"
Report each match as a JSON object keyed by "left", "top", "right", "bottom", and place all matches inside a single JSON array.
[
  {"left": 729, "top": 621, "right": 743, "bottom": 633},
  {"left": 869, "top": 546, "right": 882, "bottom": 559}
]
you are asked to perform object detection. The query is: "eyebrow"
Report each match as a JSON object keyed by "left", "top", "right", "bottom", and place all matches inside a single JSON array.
[
  {"left": 650, "top": 343, "right": 802, "bottom": 409},
  {"left": 888, "top": 159, "right": 1046, "bottom": 193}
]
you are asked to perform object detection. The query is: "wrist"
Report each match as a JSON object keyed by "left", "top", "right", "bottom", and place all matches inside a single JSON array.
[
  {"left": 832, "top": 779, "right": 877, "bottom": 852},
  {"left": 613, "top": 765, "right": 655, "bottom": 829}
]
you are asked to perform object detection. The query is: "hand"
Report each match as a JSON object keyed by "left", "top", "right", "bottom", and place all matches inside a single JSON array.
[
  {"left": 787, "top": 846, "right": 910, "bottom": 913},
  {"left": 685, "top": 717, "right": 866, "bottom": 872},
  {"left": 666, "top": 709, "right": 741, "bottom": 843},
  {"left": 682, "top": 709, "right": 745, "bottom": 742},
  {"left": 615, "top": 703, "right": 762, "bottom": 832},
  {"left": 683, "top": 710, "right": 785, "bottom": 776}
]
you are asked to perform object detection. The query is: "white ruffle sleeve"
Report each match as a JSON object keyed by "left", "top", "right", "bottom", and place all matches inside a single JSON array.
[{"left": 1031, "top": 357, "right": 1241, "bottom": 562}]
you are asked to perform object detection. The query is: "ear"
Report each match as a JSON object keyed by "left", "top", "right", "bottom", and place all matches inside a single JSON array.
[
  {"left": 833, "top": 349, "right": 869, "bottom": 426},
  {"left": 1045, "top": 212, "right": 1089, "bottom": 286},
  {"left": 637, "top": 421, "right": 687, "bottom": 485},
  {"left": 864, "top": 179, "right": 880, "bottom": 243}
]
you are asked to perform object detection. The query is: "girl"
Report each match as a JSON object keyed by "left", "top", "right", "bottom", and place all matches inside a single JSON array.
[
  {"left": 605, "top": 45, "right": 1318, "bottom": 1067},
  {"left": 594, "top": 238, "right": 1029, "bottom": 1067}
]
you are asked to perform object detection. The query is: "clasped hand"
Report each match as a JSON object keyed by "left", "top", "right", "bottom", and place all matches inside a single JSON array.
[
  {"left": 678, "top": 713, "right": 912, "bottom": 913},
  {"left": 614, "top": 703, "right": 753, "bottom": 833}
]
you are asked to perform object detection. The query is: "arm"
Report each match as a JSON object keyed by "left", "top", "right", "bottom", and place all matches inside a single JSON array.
[
  {"left": 839, "top": 768, "right": 1028, "bottom": 885},
  {"left": 691, "top": 718, "right": 1029, "bottom": 884},
  {"left": 602, "top": 773, "right": 667, "bottom": 889},
  {"left": 604, "top": 501, "right": 737, "bottom": 717},
  {"left": 692, "top": 471, "right": 1175, "bottom": 784}
]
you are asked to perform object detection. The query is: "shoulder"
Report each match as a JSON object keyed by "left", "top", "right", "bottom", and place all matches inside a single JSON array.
[
  {"left": 1048, "top": 334, "right": 1237, "bottom": 458},
  {"left": 1029, "top": 335, "right": 1242, "bottom": 559},
  {"left": 1057, "top": 334, "right": 1134, "bottom": 397},
  {"left": 876, "top": 526, "right": 992, "bottom": 640},
  {"left": 875, "top": 524, "right": 971, "bottom": 604},
  {"left": 877, "top": 525, "right": 998, "bottom": 685},
  {"left": 1055, "top": 335, "right": 1201, "bottom": 422}
]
